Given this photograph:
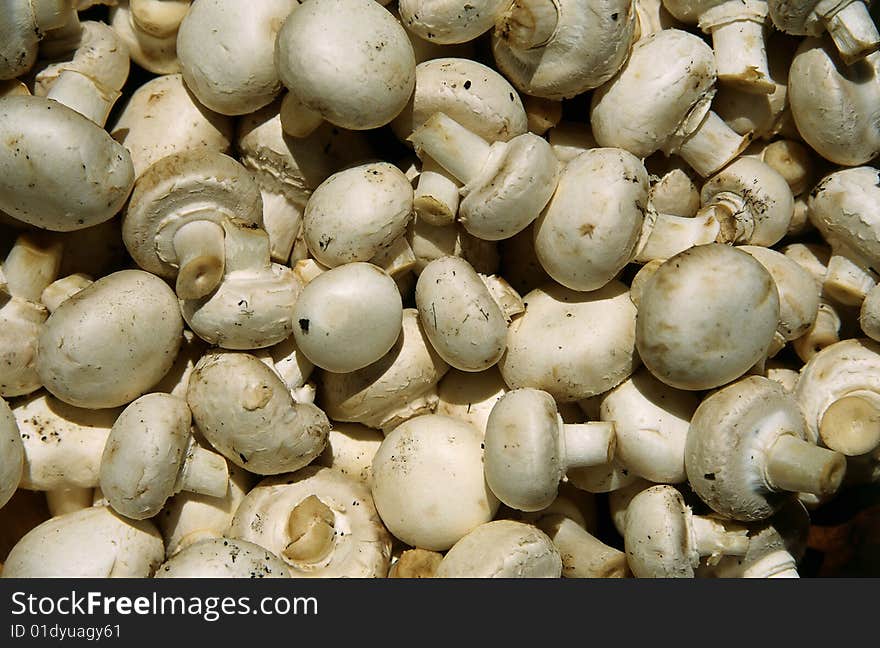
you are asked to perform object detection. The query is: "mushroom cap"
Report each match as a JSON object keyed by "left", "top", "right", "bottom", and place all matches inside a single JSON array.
[
  {"left": 186, "top": 351, "right": 330, "bottom": 475},
  {"left": 235, "top": 100, "right": 374, "bottom": 208},
  {"left": 177, "top": 0, "right": 296, "bottom": 115},
  {"left": 436, "top": 365, "right": 509, "bottom": 433},
  {"left": 590, "top": 29, "right": 716, "bottom": 158},
  {"left": 492, "top": 0, "right": 637, "bottom": 99},
  {"left": 397, "top": 0, "right": 506, "bottom": 44},
  {"left": 154, "top": 537, "right": 291, "bottom": 578},
  {"left": 499, "top": 280, "right": 638, "bottom": 402},
  {"left": 533, "top": 147, "right": 648, "bottom": 291},
  {"left": 13, "top": 391, "right": 120, "bottom": 491},
  {"left": 686, "top": 375, "right": 809, "bottom": 521},
  {"left": 99, "top": 393, "right": 193, "bottom": 520},
  {"left": 702, "top": 157, "right": 794, "bottom": 247},
  {"left": 795, "top": 338, "right": 880, "bottom": 445},
  {"left": 788, "top": 37, "right": 880, "bottom": 166},
  {"left": 458, "top": 132, "right": 559, "bottom": 240},
  {"left": 636, "top": 244, "right": 780, "bottom": 391},
  {"left": 435, "top": 520, "right": 562, "bottom": 577},
  {"left": 110, "top": 73, "right": 234, "bottom": 178},
  {"left": 315, "top": 422, "right": 384, "bottom": 485},
  {"left": 808, "top": 166, "right": 880, "bottom": 269},
  {"left": 391, "top": 57, "right": 528, "bottom": 143},
  {"left": 484, "top": 388, "right": 566, "bottom": 511},
  {"left": 227, "top": 465, "right": 392, "bottom": 577},
  {"left": 2, "top": 506, "right": 164, "bottom": 578},
  {"left": 599, "top": 368, "right": 699, "bottom": 484},
  {"left": 275, "top": 0, "right": 416, "bottom": 130},
  {"left": 0, "top": 397, "right": 23, "bottom": 509},
  {"left": 0, "top": 95, "right": 135, "bottom": 231},
  {"left": 110, "top": 1, "right": 183, "bottom": 74},
  {"left": 303, "top": 162, "right": 414, "bottom": 267},
  {"left": 415, "top": 256, "right": 509, "bottom": 371},
  {"left": 36, "top": 269, "right": 183, "bottom": 409},
  {"left": 739, "top": 245, "right": 820, "bottom": 342},
  {"left": 0, "top": 298, "right": 46, "bottom": 397},
  {"left": 370, "top": 414, "right": 500, "bottom": 550},
  {"left": 624, "top": 484, "right": 700, "bottom": 577},
  {"left": 122, "top": 150, "right": 263, "bottom": 281},
  {"left": 1, "top": 1, "right": 40, "bottom": 79},
  {"left": 767, "top": 0, "right": 823, "bottom": 34},
  {"left": 292, "top": 262, "right": 403, "bottom": 373},
  {"left": 318, "top": 308, "right": 450, "bottom": 430}
]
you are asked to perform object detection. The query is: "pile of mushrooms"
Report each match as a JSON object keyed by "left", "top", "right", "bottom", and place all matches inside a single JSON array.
[{"left": 1, "top": 0, "right": 879, "bottom": 580}]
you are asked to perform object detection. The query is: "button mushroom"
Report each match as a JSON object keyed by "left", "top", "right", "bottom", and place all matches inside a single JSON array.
[
  {"left": 154, "top": 537, "right": 290, "bottom": 578},
  {"left": 0, "top": 0, "right": 71, "bottom": 80},
  {"left": 686, "top": 375, "right": 847, "bottom": 521},
  {"left": 227, "top": 465, "right": 392, "bottom": 578},
  {"left": 109, "top": 0, "right": 189, "bottom": 74},
  {"left": 315, "top": 422, "right": 384, "bottom": 486},
  {"left": 0, "top": 397, "right": 23, "bottom": 510},
  {"left": 768, "top": 0, "right": 879, "bottom": 64},
  {"left": 436, "top": 366, "right": 509, "bottom": 434}
]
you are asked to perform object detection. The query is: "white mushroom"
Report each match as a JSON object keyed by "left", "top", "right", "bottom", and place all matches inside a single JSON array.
[
  {"left": 0, "top": 0, "right": 71, "bottom": 80},
  {"left": 36, "top": 269, "right": 183, "bottom": 409},
  {"left": 227, "top": 465, "right": 392, "bottom": 577},
  {"left": 769, "top": 0, "right": 879, "bottom": 64},
  {"left": 436, "top": 366, "right": 509, "bottom": 434},
  {"left": 686, "top": 375, "right": 847, "bottom": 521},
  {"left": 388, "top": 548, "right": 443, "bottom": 578},
  {"left": 154, "top": 537, "right": 290, "bottom": 578},
  {"left": 370, "top": 414, "right": 500, "bottom": 550},
  {"left": 315, "top": 422, "right": 384, "bottom": 486},
  {"left": 484, "top": 388, "right": 616, "bottom": 511},
  {"left": 435, "top": 520, "right": 562, "bottom": 578},
  {"left": 186, "top": 350, "right": 330, "bottom": 475},
  {"left": 0, "top": 397, "right": 23, "bottom": 510},
  {"left": 100, "top": 393, "right": 229, "bottom": 520},
  {"left": 1, "top": 505, "right": 164, "bottom": 577},
  {"left": 407, "top": 216, "right": 500, "bottom": 275},
  {"left": 109, "top": 0, "right": 188, "bottom": 74}
]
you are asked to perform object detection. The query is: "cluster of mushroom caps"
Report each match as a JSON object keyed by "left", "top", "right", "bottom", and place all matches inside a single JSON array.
[{"left": 0, "top": 0, "right": 878, "bottom": 580}]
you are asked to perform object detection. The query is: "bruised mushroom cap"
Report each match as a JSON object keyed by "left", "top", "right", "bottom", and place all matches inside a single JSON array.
[
  {"left": 177, "top": 0, "right": 296, "bottom": 115},
  {"left": 275, "top": 0, "right": 416, "bottom": 131},
  {"left": 636, "top": 244, "right": 780, "bottom": 391},
  {"left": 701, "top": 157, "right": 794, "bottom": 248},
  {"left": 292, "top": 262, "right": 403, "bottom": 374},
  {"left": 391, "top": 57, "right": 528, "bottom": 144},
  {"left": 435, "top": 520, "right": 562, "bottom": 577},
  {"left": 318, "top": 308, "right": 450, "bottom": 431},
  {"left": 371, "top": 414, "right": 500, "bottom": 551},
  {"left": 590, "top": 29, "right": 716, "bottom": 158},
  {"left": 623, "top": 484, "right": 701, "bottom": 577},
  {"left": 122, "top": 150, "right": 262, "bottom": 281},
  {"left": 227, "top": 465, "right": 392, "bottom": 578},
  {"left": 492, "top": 0, "right": 637, "bottom": 100},
  {"left": 0, "top": 95, "right": 135, "bottom": 231},
  {"left": 154, "top": 537, "right": 290, "bottom": 578},
  {"left": 499, "top": 280, "right": 638, "bottom": 402},
  {"left": 36, "top": 269, "right": 183, "bottom": 409},
  {"left": 533, "top": 147, "right": 649, "bottom": 291},
  {"left": 599, "top": 368, "right": 699, "bottom": 484},
  {"left": 1, "top": 506, "right": 164, "bottom": 578},
  {"left": 13, "top": 392, "right": 120, "bottom": 491},
  {"left": 686, "top": 375, "right": 846, "bottom": 521},
  {"left": 795, "top": 338, "right": 880, "bottom": 454},
  {"left": 788, "top": 38, "right": 880, "bottom": 166},
  {"left": 186, "top": 351, "right": 330, "bottom": 475},
  {"left": 415, "top": 256, "right": 510, "bottom": 372},
  {"left": 110, "top": 73, "right": 234, "bottom": 178},
  {"left": 303, "top": 162, "right": 414, "bottom": 267},
  {"left": 0, "top": 397, "right": 23, "bottom": 509}
]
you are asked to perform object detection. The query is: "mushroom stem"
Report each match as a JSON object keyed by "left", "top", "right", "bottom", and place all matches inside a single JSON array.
[
  {"left": 708, "top": 14, "right": 774, "bottom": 93},
  {"left": 173, "top": 220, "right": 227, "bottom": 299},
  {"left": 222, "top": 220, "right": 272, "bottom": 273},
  {"left": 536, "top": 514, "right": 630, "bottom": 578},
  {"left": 764, "top": 434, "right": 846, "bottom": 497},
  {"left": 45, "top": 69, "right": 120, "bottom": 126},
  {"left": 45, "top": 486, "right": 94, "bottom": 517},
  {"left": 414, "top": 156, "right": 460, "bottom": 226},
  {"left": 389, "top": 549, "right": 444, "bottom": 578},
  {"left": 823, "top": 0, "right": 880, "bottom": 64},
  {"left": 32, "top": 0, "right": 75, "bottom": 33},
  {"left": 634, "top": 211, "right": 720, "bottom": 263},
  {"left": 369, "top": 235, "right": 417, "bottom": 279},
  {"left": 824, "top": 250, "right": 876, "bottom": 306},
  {"left": 819, "top": 394, "right": 880, "bottom": 456},
  {"left": 497, "top": 0, "right": 560, "bottom": 50},
  {"left": 690, "top": 515, "right": 750, "bottom": 559},
  {"left": 39, "top": 5, "right": 83, "bottom": 59},
  {"left": 41, "top": 273, "right": 93, "bottom": 312},
  {"left": 283, "top": 495, "right": 336, "bottom": 564},
  {"left": 177, "top": 442, "right": 230, "bottom": 498},
  {"left": 792, "top": 301, "right": 841, "bottom": 362},
  {"left": 561, "top": 419, "right": 616, "bottom": 469},
  {"left": 479, "top": 273, "right": 525, "bottom": 320},
  {"left": 3, "top": 233, "right": 63, "bottom": 302},
  {"left": 742, "top": 549, "right": 799, "bottom": 578},
  {"left": 676, "top": 110, "right": 751, "bottom": 177},
  {"left": 260, "top": 189, "right": 302, "bottom": 264},
  {"left": 408, "top": 112, "right": 493, "bottom": 185},
  {"left": 280, "top": 91, "right": 324, "bottom": 138}
]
